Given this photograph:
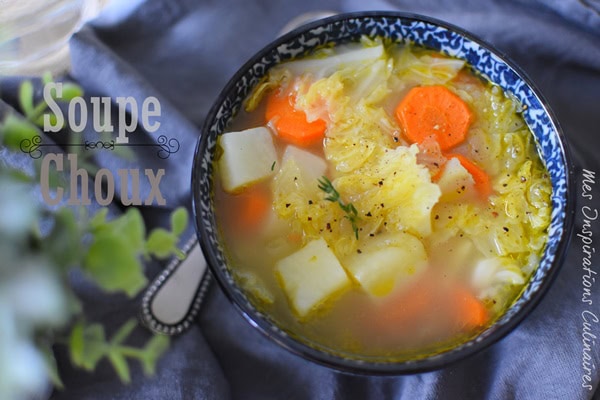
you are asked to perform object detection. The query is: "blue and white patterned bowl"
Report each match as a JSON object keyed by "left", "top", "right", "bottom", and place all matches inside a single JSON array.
[{"left": 192, "top": 12, "right": 574, "bottom": 374}]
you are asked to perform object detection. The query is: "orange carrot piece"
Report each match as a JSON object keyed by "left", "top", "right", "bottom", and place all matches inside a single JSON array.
[
  {"left": 372, "top": 276, "right": 489, "bottom": 336},
  {"left": 451, "top": 286, "right": 489, "bottom": 329},
  {"left": 446, "top": 153, "right": 492, "bottom": 199},
  {"left": 374, "top": 278, "right": 435, "bottom": 330},
  {"left": 287, "top": 232, "right": 303, "bottom": 244},
  {"left": 431, "top": 166, "right": 444, "bottom": 182},
  {"left": 236, "top": 186, "right": 271, "bottom": 231},
  {"left": 265, "top": 88, "right": 326, "bottom": 147},
  {"left": 395, "top": 85, "right": 473, "bottom": 150}
]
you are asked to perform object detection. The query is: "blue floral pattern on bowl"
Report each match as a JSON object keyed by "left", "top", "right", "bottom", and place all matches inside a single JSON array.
[{"left": 192, "top": 12, "right": 573, "bottom": 374}]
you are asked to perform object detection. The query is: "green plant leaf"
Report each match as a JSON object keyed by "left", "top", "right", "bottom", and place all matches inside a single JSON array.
[
  {"left": 59, "top": 83, "right": 84, "bottom": 101},
  {"left": 44, "top": 208, "right": 83, "bottom": 269},
  {"left": 68, "top": 321, "right": 84, "bottom": 366},
  {"left": 170, "top": 207, "right": 188, "bottom": 236},
  {"left": 145, "top": 228, "right": 177, "bottom": 259},
  {"left": 111, "top": 208, "right": 146, "bottom": 252},
  {"left": 18, "top": 81, "right": 34, "bottom": 117},
  {"left": 0, "top": 75, "right": 184, "bottom": 394},
  {"left": 139, "top": 335, "right": 170, "bottom": 375},
  {"left": 42, "top": 72, "right": 53, "bottom": 85},
  {"left": 69, "top": 321, "right": 106, "bottom": 371},
  {"left": 89, "top": 208, "right": 109, "bottom": 230},
  {"left": 33, "top": 111, "right": 59, "bottom": 129},
  {"left": 81, "top": 324, "right": 106, "bottom": 370},
  {"left": 91, "top": 208, "right": 146, "bottom": 253},
  {"left": 0, "top": 114, "right": 39, "bottom": 151},
  {"left": 108, "top": 350, "right": 131, "bottom": 383},
  {"left": 39, "top": 343, "right": 64, "bottom": 389},
  {"left": 66, "top": 319, "right": 170, "bottom": 384},
  {"left": 110, "top": 319, "right": 137, "bottom": 346},
  {"left": 83, "top": 233, "right": 147, "bottom": 297}
]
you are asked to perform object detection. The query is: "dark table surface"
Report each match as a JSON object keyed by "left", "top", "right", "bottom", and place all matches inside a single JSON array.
[{"left": 2, "top": 0, "right": 599, "bottom": 399}]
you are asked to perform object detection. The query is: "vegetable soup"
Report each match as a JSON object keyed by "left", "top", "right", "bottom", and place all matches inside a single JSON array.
[{"left": 212, "top": 38, "right": 551, "bottom": 360}]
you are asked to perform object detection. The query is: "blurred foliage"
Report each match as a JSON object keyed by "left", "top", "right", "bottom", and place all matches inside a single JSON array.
[{"left": 0, "top": 77, "right": 186, "bottom": 400}]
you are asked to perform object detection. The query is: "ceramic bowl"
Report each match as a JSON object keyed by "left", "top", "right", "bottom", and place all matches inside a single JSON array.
[{"left": 191, "top": 11, "right": 573, "bottom": 374}]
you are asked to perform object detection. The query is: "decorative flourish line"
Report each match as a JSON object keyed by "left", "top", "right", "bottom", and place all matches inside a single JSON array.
[
  {"left": 114, "top": 135, "right": 180, "bottom": 159},
  {"left": 19, "top": 135, "right": 181, "bottom": 159},
  {"left": 155, "top": 135, "right": 180, "bottom": 159},
  {"left": 20, "top": 135, "right": 46, "bottom": 159},
  {"left": 85, "top": 140, "right": 115, "bottom": 150}
]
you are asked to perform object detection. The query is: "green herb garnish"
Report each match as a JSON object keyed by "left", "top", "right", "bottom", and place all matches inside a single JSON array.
[{"left": 318, "top": 176, "right": 359, "bottom": 239}]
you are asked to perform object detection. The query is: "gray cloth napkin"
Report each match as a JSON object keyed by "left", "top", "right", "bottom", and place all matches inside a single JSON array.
[{"left": 12, "top": 0, "right": 597, "bottom": 398}]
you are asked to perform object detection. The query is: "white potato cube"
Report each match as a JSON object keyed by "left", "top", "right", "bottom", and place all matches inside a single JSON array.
[
  {"left": 276, "top": 238, "right": 350, "bottom": 317},
  {"left": 344, "top": 232, "right": 427, "bottom": 297},
  {"left": 437, "top": 157, "right": 475, "bottom": 201},
  {"left": 218, "top": 127, "right": 278, "bottom": 193},
  {"left": 281, "top": 145, "right": 327, "bottom": 184}
]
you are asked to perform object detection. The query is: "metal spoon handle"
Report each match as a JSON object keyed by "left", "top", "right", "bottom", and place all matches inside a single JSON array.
[{"left": 141, "top": 237, "right": 211, "bottom": 335}]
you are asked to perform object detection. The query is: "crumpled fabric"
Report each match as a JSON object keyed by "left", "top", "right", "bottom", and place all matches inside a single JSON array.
[{"left": 0, "top": 0, "right": 598, "bottom": 399}]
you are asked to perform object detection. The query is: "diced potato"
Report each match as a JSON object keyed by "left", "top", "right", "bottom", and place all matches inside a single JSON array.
[
  {"left": 218, "top": 127, "right": 277, "bottom": 192},
  {"left": 272, "top": 148, "right": 328, "bottom": 232},
  {"left": 437, "top": 157, "right": 475, "bottom": 202},
  {"left": 427, "top": 235, "right": 479, "bottom": 280},
  {"left": 281, "top": 145, "right": 327, "bottom": 184},
  {"left": 344, "top": 232, "right": 427, "bottom": 297},
  {"left": 275, "top": 238, "right": 351, "bottom": 317}
]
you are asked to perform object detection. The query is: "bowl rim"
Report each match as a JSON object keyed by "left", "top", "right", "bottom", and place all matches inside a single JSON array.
[{"left": 191, "top": 10, "right": 575, "bottom": 375}]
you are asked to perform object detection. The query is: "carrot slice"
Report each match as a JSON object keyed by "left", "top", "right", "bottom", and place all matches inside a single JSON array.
[
  {"left": 287, "top": 232, "right": 303, "bottom": 244},
  {"left": 446, "top": 153, "right": 492, "bottom": 199},
  {"left": 374, "top": 277, "right": 435, "bottom": 331},
  {"left": 372, "top": 276, "right": 489, "bottom": 336},
  {"left": 431, "top": 165, "right": 444, "bottom": 182},
  {"left": 265, "top": 88, "right": 326, "bottom": 147},
  {"left": 451, "top": 286, "right": 489, "bottom": 329},
  {"left": 395, "top": 85, "right": 472, "bottom": 150},
  {"left": 235, "top": 186, "right": 272, "bottom": 231}
]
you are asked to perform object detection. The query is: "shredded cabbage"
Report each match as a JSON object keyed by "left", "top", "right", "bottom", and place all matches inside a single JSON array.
[
  {"left": 334, "top": 145, "right": 441, "bottom": 238},
  {"left": 282, "top": 43, "right": 385, "bottom": 80},
  {"left": 391, "top": 45, "right": 466, "bottom": 89},
  {"left": 271, "top": 157, "right": 357, "bottom": 257},
  {"left": 471, "top": 256, "right": 526, "bottom": 313},
  {"left": 244, "top": 67, "right": 291, "bottom": 112},
  {"left": 266, "top": 41, "right": 551, "bottom": 308},
  {"left": 456, "top": 84, "right": 529, "bottom": 176}
]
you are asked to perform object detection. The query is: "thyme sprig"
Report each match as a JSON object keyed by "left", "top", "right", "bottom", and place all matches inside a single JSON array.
[{"left": 318, "top": 176, "right": 360, "bottom": 239}]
